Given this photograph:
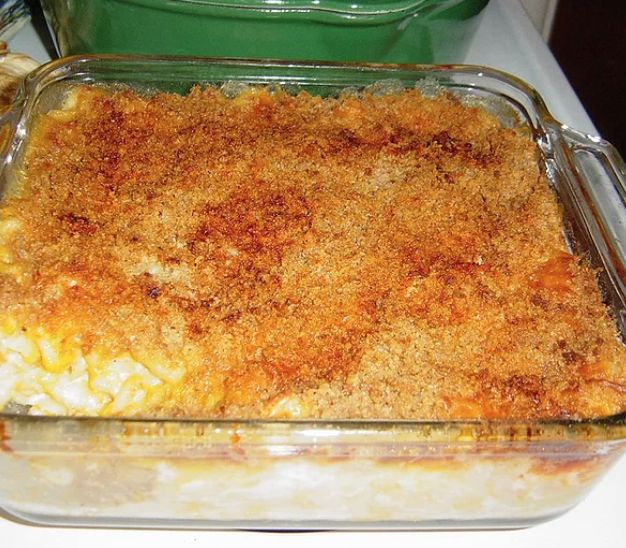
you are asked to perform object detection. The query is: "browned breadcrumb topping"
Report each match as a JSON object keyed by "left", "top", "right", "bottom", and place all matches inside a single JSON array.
[{"left": 2, "top": 84, "right": 626, "bottom": 419}]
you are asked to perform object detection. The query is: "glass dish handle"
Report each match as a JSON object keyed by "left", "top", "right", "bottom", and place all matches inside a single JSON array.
[
  {"left": 0, "top": 49, "right": 39, "bottom": 169},
  {"left": 558, "top": 126, "right": 626, "bottom": 263},
  {"left": 0, "top": 107, "right": 16, "bottom": 167}
]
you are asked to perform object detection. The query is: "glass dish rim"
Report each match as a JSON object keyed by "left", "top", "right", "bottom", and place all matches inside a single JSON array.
[
  {"left": 8, "top": 54, "right": 569, "bottom": 140},
  {"left": 1, "top": 53, "right": 625, "bottom": 443}
]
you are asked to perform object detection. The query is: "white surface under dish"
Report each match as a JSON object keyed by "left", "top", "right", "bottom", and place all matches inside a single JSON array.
[{"left": 1, "top": 0, "right": 624, "bottom": 545}]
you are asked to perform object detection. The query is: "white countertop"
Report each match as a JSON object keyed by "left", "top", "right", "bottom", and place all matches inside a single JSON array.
[{"left": 2, "top": 0, "right": 624, "bottom": 546}]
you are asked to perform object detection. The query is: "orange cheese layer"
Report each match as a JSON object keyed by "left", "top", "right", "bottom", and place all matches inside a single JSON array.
[{"left": 1, "top": 84, "right": 625, "bottom": 419}]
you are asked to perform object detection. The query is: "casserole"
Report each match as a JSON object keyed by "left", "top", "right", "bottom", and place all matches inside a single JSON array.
[
  {"left": 39, "top": 0, "right": 488, "bottom": 64},
  {"left": 0, "top": 55, "right": 625, "bottom": 529}
]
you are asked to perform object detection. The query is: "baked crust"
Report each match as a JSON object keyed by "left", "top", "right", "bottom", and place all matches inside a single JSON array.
[{"left": 1, "top": 84, "right": 625, "bottom": 419}]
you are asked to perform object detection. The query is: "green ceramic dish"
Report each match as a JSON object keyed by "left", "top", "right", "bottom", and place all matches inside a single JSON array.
[{"left": 40, "top": 0, "right": 488, "bottom": 63}]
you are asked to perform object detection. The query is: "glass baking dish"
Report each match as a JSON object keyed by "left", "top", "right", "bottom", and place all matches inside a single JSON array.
[{"left": 0, "top": 55, "right": 625, "bottom": 530}]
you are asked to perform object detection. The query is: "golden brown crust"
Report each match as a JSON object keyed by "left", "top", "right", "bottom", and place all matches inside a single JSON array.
[{"left": 2, "top": 84, "right": 625, "bottom": 419}]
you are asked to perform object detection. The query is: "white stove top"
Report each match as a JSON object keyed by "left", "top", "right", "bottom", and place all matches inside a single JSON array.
[{"left": 2, "top": 1, "right": 624, "bottom": 546}]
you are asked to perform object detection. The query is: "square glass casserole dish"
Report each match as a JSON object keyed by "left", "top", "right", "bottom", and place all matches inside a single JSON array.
[{"left": 0, "top": 55, "right": 625, "bottom": 530}]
